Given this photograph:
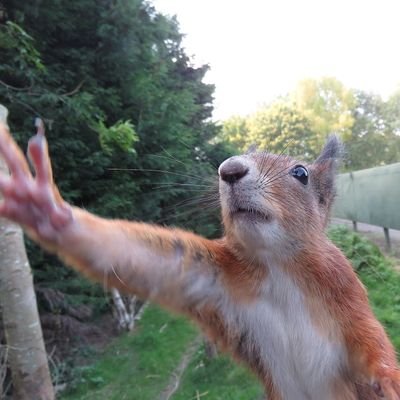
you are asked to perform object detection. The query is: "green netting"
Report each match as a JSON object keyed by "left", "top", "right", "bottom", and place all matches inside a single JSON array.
[{"left": 334, "top": 163, "right": 400, "bottom": 230}]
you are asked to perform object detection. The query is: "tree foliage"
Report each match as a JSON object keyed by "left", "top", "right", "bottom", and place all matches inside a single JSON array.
[
  {"left": 0, "top": 0, "right": 230, "bottom": 331},
  {"left": 247, "top": 101, "right": 318, "bottom": 160},
  {"left": 221, "top": 78, "right": 400, "bottom": 170},
  {"left": 385, "top": 88, "right": 400, "bottom": 136},
  {"left": 292, "top": 77, "right": 355, "bottom": 144},
  {"left": 220, "top": 115, "right": 248, "bottom": 150},
  {"left": 2, "top": 0, "right": 226, "bottom": 218},
  {"left": 343, "top": 90, "right": 400, "bottom": 169},
  {"left": 221, "top": 100, "right": 321, "bottom": 161}
]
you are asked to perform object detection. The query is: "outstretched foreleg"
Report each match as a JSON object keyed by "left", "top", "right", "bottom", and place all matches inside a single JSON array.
[{"left": 0, "top": 122, "right": 228, "bottom": 315}]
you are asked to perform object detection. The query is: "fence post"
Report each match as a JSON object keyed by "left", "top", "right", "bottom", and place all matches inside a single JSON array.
[
  {"left": 383, "top": 227, "right": 391, "bottom": 252},
  {"left": 352, "top": 221, "right": 358, "bottom": 232}
]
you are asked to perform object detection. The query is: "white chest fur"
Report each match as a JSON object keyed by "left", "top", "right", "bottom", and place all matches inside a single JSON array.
[{"left": 228, "top": 264, "right": 345, "bottom": 400}]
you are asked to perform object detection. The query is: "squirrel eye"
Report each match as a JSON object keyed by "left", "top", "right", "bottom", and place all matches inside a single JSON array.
[{"left": 290, "top": 165, "right": 309, "bottom": 185}]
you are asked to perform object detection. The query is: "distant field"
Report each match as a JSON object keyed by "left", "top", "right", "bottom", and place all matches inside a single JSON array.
[{"left": 62, "top": 227, "right": 400, "bottom": 399}]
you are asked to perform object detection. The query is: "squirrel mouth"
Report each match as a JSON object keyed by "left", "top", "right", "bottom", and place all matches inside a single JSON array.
[{"left": 232, "top": 207, "right": 270, "bottom": 222}]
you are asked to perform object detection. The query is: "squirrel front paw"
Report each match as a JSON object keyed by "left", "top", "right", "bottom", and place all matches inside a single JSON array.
[
  {"left": 372, "top": 368, "right": 400, "bottom": 399},
  {"left": 0, "top": 121, "right": 72, "bottom": 242}
]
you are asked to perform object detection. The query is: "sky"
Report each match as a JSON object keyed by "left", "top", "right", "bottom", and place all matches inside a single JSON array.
[{"left": 152, "top": 0, "right": 400, "bottom": 121}]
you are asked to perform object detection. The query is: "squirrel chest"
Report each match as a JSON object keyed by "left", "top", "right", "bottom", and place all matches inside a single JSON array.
[{"left": 225, "top": 263, "right": 346, "bottom": 400}]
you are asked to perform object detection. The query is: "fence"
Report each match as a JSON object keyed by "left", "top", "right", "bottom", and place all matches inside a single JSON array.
[{"left": 334, "top": 162, "right": 400, "bottom": 250}]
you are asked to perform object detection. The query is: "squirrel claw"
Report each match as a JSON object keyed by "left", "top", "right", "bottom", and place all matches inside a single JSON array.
[{"left": 0, "top": 121, "right": 72, "bottom": 241}]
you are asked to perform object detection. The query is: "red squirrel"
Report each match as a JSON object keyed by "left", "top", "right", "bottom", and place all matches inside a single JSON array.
[{"left": 0, "top": 121, "right": 399, "bottom": 400}]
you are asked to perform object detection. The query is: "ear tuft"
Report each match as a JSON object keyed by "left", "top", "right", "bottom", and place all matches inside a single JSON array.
[
  {"left": 246, "top": 143, "right": 258, "bottom": 154},
  {"left": 311, "top": 135, "right": 344, "bottom": 227},
  {"left": 315, "top": 135, "right": 343, "bottom": 165}
]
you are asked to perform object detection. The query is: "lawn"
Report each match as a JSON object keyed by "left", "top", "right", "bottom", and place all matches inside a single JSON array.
[{"left": 61, "top": 306, "right": 198, "bottom": 400}]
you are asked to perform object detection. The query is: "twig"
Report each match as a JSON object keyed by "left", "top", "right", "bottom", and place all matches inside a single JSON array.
[
  {"left": 13, "top": 98, "right": 44, "bottom": 120},
  {"left": 0, "top": 79, "right": 33, "bottom": 92},
  {"left": 62, "top": 80, "right": 85, "bottom": 96},
  {"left": 191, "top": 390, "right": 209, "bottom": 400}
]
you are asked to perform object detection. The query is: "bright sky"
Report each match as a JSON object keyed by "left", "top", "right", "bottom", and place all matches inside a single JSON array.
[{"left": 153, "top": 0, "right": 400, "bottom": 121}]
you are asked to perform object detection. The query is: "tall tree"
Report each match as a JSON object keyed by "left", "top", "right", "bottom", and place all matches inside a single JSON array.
[
  {"left": 343, "top": 90, "right": 400, "bottom": 170},
  {"left": 0, "top": 0, "right": 229, "bottom": 342},
  {"left": 344, "top": 91, "right": 386, "bottom": 169},
  {"left": 2, "top": 0, "right": 223, "bottom": 228}
]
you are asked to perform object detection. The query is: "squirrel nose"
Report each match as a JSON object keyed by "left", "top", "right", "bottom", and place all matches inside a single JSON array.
[{"left": 218, "top": 158, "right": 249, "bottom": 184}]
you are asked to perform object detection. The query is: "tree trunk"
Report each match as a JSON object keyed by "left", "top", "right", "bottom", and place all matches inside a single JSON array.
[{"left": 0, "top": 107, "right": 54, "bottom": 399}]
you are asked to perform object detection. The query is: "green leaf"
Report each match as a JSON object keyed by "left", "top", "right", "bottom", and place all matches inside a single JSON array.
[{"left": 95, "top": 119, "right": 139, "bottom": 156}]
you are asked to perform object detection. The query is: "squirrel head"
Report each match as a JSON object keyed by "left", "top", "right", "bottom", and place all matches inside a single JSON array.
[{"left": 218, "top": 136, "right": 342, "bottom": 258}]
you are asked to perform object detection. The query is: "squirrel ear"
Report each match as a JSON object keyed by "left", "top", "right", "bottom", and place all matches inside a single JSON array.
[
  {"left": 246, "top": 143, "right": 258, "bottom": 154},
  {"left": 314, "top": 135, "right": 343, "bottom": 165},
  {"left": 310, "top": 135, "right": 343, "bottom": 223}
]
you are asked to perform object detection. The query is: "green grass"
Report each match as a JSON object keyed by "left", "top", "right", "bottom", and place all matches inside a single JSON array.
[
  {"left": 172, "top": 346, "right": 263, "bottom": 400},
  {"left": 61, "top": 306, "right": 264, "bottom": 400},
  {"left": 62, "top": 226, "right": 400, "bottom": 399},
  {"left": 61, "top": 306, "right": 198, "bottom": 400},
  {"left": 330, "top": 226, "right": 400, "bottom": 349}
]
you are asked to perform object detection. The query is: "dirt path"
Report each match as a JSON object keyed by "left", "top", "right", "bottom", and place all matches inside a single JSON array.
[{"left": 159, "top": 336, "right": 202, "bottom": 400}]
